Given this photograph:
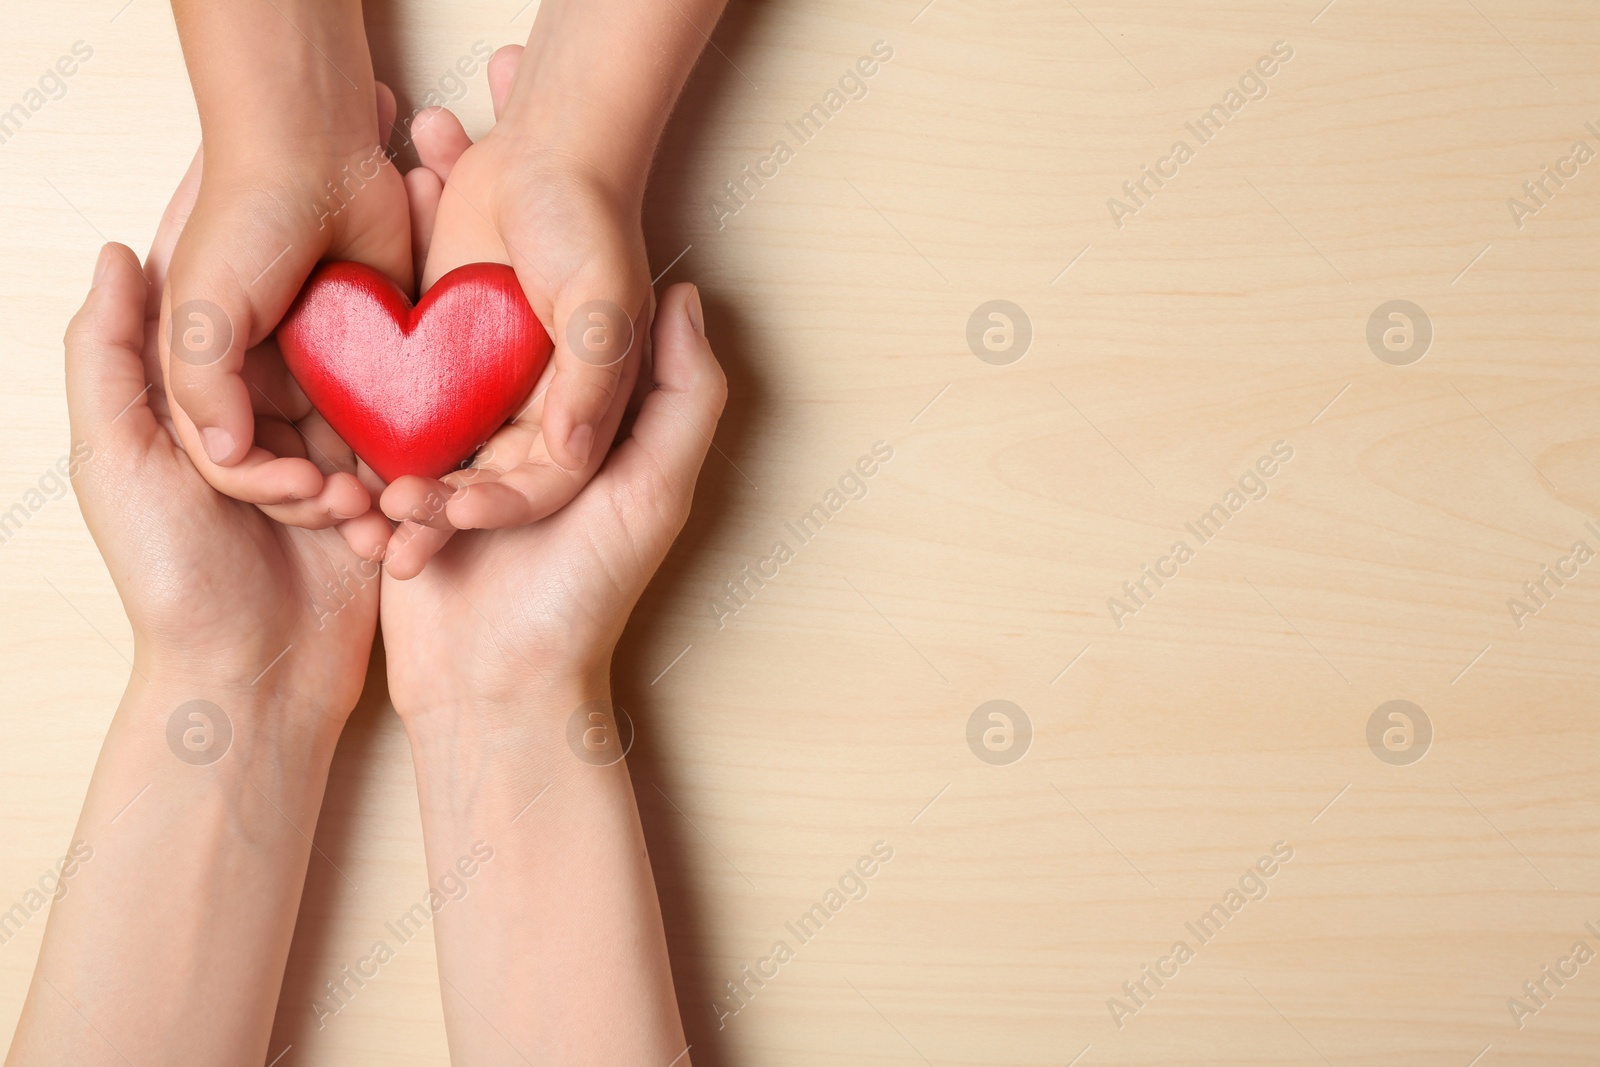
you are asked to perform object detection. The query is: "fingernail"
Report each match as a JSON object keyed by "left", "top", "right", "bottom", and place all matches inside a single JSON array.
[
  {"left": 566, "top": 422, "right": 594, "bottom": 467},
  {"left": 91, "top": 245, "right": 111, "bottom": 290},
  {"left": 686, "top": 284, "right": 705, "bottom": 337},
  {"left": 201, "top": 427, "right": 236, "bottom": 464}
]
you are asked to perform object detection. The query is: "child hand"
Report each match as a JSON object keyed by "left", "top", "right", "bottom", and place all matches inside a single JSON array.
[
  {"left": 158, "top": 81, "right": 412, "bottom": 530},
  {"left": 379, "top": 44, "right": 656, "bottom": 572}
]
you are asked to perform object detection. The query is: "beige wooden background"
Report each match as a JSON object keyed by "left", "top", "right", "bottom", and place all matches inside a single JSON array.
[{"left": 3, "top": 0, "right": 1599, "bottom": 1063}]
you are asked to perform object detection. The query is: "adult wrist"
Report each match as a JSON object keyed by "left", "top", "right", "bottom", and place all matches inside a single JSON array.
[
  {"left": 397, "top": 667, "right": 612, "bottom": 753},
  {"left": 123, "top": 669, "right": 348, "bottom": 766},
  {"left": 401, "top": 671, "right": 628, "bottom": 829}
]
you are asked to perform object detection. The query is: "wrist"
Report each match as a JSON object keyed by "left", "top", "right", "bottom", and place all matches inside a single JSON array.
[
  {"left": 196, "top": 139, "right": 395, "bottom": 224},
  {"left": 176, "top": 0, "right": 377, "bottom": 159},
  {"left": 201, "top": 107, "right": 385, "bottom": 176},
  {"left": 491, "top": 124, "right": 651, "bottom": 210},
  {"left": 492, "top": 0, "right": 727, "bottom": 202},
  {"left": 397, "top": 664, "right": 612, "bottom": 751},
  {"left": 401, "top": 670, "right": 630, "bottom": 828},
  {"left": 123, "top": 669, "right": 347, "bottom": 767},
  {"left": 135, "top": 633, "right": 367, "bottom": 736}
]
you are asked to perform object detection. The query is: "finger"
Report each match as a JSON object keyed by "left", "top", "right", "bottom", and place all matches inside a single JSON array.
[
  {"left": 66, "top": 244, "right": 163, "bottom": 450},
  {"left": 161, "top": 192, "right": 329, "bottom": 465},
  {"left": 405, "top": 103, "right": 474, "bottom": 282},
  {"left": 144, "top": 147, "right": 204, "bottom": 317},
  {"left": 412, "top": 106, "right": 473, "bottom": 184},
  {"left": 338, "top": 509, "right": 392, "bottom": 561},
  {"left": 376, "top": 81, "right": 398, "bottom": 145},
  {"left": 419, "top": 176, "right": 509, "bottom": 293},
  {"left": 406, "top": 165, "right": 444, "bottom": 284},
  {"left": 440, "top": 369, "right": 628, "bottom": 530},
  {"left": 536, "top": 248, "right": 649, "bottom": 470},
  {"left": 258, "top": 470, "right": 372, "bottom": 528},
  {"left": 444, "top": 465, "right": 575, "bottom": 529},
  {"left": 383, "top": 520, "right": 455, "bottom": 580},
  {"left": 488, "top": 45, "right": 524, "bottom": 120},
  {"left": 602, "top": 283, "right": 726, "bottom": 507},
  {"left": 167, "top": 445, "right": 324, "bottom": 504},
  {"left": 379, "top": 476, "right": 457, "bottom": 529}
]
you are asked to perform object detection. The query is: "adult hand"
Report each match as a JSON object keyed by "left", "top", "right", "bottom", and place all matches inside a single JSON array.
[
  {"left": 76, "top": 150, "right": 385, "bottom": 727},
  {"left": 380, "top": 102, "right": 723, "bottom": 1065},
  {"left": 5, "top": 153, "right": 389, "bottom": 1067},
  {"left": 380, "top": 276, "right": 720, "bottom": 711}
]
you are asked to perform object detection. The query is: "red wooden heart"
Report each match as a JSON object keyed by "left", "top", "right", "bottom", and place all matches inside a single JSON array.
[{"left": 277, "top": 261, "right": 550, "bottom": 483}]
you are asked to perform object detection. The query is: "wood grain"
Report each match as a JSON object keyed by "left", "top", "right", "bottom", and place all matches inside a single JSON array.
[{"left": 1, "top": 1, "right": 1596, "bottom": 1063}]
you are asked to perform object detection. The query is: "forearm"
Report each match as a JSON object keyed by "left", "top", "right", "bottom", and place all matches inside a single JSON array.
[
  {"left": 403, "top": 681, "right": 686, "bottom": 1066},
  {"left": 502, "top": 0, "right": 729, "bottom": 201},
  {"left": 171, "top": 0, "right": 377, "bottom": 158},
  {"left": 7, "top": 673, "right": 343, "bottom": 1067}
]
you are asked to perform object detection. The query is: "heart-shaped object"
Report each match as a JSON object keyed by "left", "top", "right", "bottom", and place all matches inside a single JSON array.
[{"left": 277, "top": 261, "right": 551, "bottom": 482}]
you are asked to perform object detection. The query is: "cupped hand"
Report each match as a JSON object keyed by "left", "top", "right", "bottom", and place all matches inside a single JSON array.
[
  {"left": 379, "top": 277, "right": 724, "bottom": 720},
  {"left": 158, "top": 81, "right": 412, "bottom": 530},
  {"left": 379, "top": 45, "right": 655, "bottom": 573},
  {"left": 67, "top": 155, "right": 388, "bottom": 727}
]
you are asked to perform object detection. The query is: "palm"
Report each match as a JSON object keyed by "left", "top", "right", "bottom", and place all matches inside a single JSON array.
[
  {"left": 136, "top": 472, "right": 373, "bottom": 704},
  {"left": 379, "top": 463, "right": 658, "bottom": 710},
  {"left": 421, "top": 132, "right": 647, "bottom": 313},
  {"left": 77, "top": 285, "right": 379, "bottom": 712}
]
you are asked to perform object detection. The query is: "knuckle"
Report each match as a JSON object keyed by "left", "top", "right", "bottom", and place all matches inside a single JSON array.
[
  {"left": 168, "top": 363, "right": 231, "bottom": 411},
  {"left": 558, "top": 364, "right": 623, "bottom": 412},
  {"left": 707, "top": 365, "right": 730, "bottom": 412},
  {"left": 62, "top": 312, "right": 90, "bottom": 352}
]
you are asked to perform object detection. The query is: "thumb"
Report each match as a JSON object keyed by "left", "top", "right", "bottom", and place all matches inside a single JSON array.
[
  {"left": 160, "top": 193, "right": 326, "bottom": 465},
  {"left": 605, "top": 283, "right": 726, "bottom": 514},
  {"left": 543, "top": 280, "right": 650, "bottom": 470},
  {"left": 65, "top": 244, "right": 161, "bottom": 452},
  {"left": 532, "top": 225, "right": 650, "bottom": 470}
]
